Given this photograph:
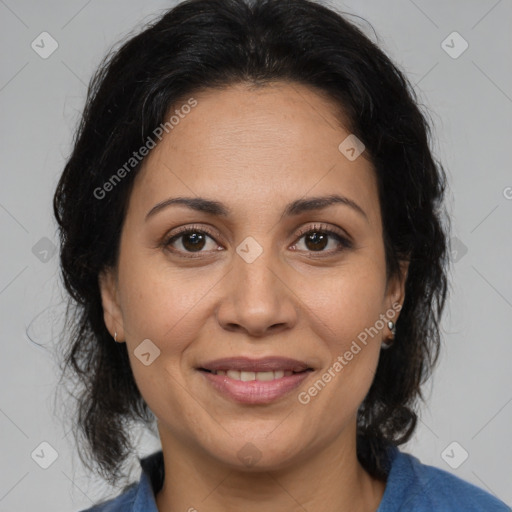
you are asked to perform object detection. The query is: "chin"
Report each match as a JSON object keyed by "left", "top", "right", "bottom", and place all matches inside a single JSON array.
[{"left": 197, "top": 425, "right": 312, "bottom": 472}]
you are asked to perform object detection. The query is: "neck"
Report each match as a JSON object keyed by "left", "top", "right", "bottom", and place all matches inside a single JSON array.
[{"left": 155, "top": 425, "right": 386, "bottom": 512}]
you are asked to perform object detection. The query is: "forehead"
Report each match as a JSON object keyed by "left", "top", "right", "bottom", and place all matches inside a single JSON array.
[
  {"left": 128, "top": 82, "right": 379, "bottom": 225},
  {"left": 152, "top": 82, "right": 350, "bottom": 167}
]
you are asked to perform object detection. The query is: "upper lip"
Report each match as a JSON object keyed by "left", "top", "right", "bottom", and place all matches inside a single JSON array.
[{"left": 199, "top": 357, "right": 312, "bottom": 373}]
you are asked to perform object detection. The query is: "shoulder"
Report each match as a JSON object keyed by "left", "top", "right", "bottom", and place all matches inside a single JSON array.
[
  {"left": 77, "top": 484, "right": 138, "bottom": 512},
  {"left": 380, "top": 447, "right": 510, "bottom": 511},
  {"left": 77, "top": 451, "right": 163, "bottom": 511}
]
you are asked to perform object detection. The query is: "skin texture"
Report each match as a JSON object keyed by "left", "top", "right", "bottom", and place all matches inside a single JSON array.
[{"left": 99, "top": 82, "right": 408, "bottom": 512}]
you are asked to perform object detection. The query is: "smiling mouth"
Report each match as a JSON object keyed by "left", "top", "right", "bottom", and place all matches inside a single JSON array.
[{"left": 197, "top": 356, "right": 314, "bottom": 403}]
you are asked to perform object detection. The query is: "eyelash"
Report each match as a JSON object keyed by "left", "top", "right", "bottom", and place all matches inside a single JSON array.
[{"left": 162, "top": 223, "right": 352, "bottom": 259}]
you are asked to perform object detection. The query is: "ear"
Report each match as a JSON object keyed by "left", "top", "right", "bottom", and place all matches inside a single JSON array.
[
  {"left": 385, "top": 259, "right": 409, "bottom": 316},
  {"left": 98, "top": 267, "right": 125, "bottom": 343}
]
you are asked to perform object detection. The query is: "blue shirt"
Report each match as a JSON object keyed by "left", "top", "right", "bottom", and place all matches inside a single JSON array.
[{"left": 80, "top": 446, "right": 510, "bottom": 511}]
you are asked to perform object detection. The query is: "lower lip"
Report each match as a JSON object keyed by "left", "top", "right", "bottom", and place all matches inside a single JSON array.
[{"left": 200, "top": 370, "right": 312, "bottom": 404}]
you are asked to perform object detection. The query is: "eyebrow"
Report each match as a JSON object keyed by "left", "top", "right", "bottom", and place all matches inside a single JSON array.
[{"left": 145, "top": 194, "right": 368, "bottom": 222}]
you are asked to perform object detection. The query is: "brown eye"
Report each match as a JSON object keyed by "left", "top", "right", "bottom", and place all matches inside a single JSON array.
[
  {"left": 303, "top": 231, "right": 329, "bottom": 251},
  {"left": 178, "top": 231, "right": 207, "bottom": 252},
  {"left": 163, "top": 227, "right": 220, "bottom": 257},
  {"left": 293, "top": 224, "right": 352, "bottom": 255}
]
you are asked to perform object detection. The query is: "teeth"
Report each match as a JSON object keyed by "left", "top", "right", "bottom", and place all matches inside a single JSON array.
[
  {"left": 212, "top": 369, "right": 294, "bottom": 381},
  {"left": 255, "top": 371, "right": 274, "bottom": 381},
  {"left": 227, "top": 370, "right": 240, "bottom": 380}
]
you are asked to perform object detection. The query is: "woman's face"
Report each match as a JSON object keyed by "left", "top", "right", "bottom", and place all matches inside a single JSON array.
[{"left": 100, "top": 82, "right": 406, "bottom": 470}]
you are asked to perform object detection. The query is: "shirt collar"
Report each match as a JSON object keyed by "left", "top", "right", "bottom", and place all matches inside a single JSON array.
[{"left": 131, "top": 451, "right": 164, "bottom": 511}]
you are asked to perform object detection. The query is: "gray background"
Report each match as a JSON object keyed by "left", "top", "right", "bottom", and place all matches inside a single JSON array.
[{"left": 0, "top": 0, "right": 511, "bottom": 510}]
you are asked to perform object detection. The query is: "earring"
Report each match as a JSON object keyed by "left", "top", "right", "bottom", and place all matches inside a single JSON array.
[
  {"left": 381, "top": 321, "right": 396, "bottom": 350},
  {"left": 114, "top": 331, "right": 118, "bottom": 343}
]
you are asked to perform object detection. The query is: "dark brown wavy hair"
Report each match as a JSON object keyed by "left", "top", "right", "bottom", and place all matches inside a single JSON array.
[{"left": 53, "top": 0, "right": 449, "bottom": 485}]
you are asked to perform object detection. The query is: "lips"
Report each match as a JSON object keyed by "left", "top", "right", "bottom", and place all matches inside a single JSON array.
[{"left": 198, "top": 357, "right": 313, "bottom": 404}]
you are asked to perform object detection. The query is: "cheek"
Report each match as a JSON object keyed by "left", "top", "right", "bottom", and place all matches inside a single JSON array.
[
  {"left": 119, "top": 269, "right": 204, "bottom": 419},
  {"left": 308, "top": 260, "right": 387, "bottom": 344},
  {"left": 117, "top": 257, "right": 222, "bottom": 410},
  {"left": 299, "top": 260, "right": 386, "bottom": 396},
  {"left": 118, "top": 253, "right": 218, "bottom": 345}
]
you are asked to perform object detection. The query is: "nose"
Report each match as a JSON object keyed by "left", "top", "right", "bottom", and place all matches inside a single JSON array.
[{"left": 215, "top": 247, "right": 298, "bottom": 338}]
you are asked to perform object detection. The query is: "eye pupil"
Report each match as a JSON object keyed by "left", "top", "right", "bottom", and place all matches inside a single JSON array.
[
  {"left": 306, "top": 232, "right": 328, "bottom": 251},
  {"left": 182, "top": 232, "right": 206, "bottom": 251}
]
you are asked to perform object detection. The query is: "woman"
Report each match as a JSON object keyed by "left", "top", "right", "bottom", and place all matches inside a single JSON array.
[{"left": 53, "top": 0, "right": 509, "bottom": 510}]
